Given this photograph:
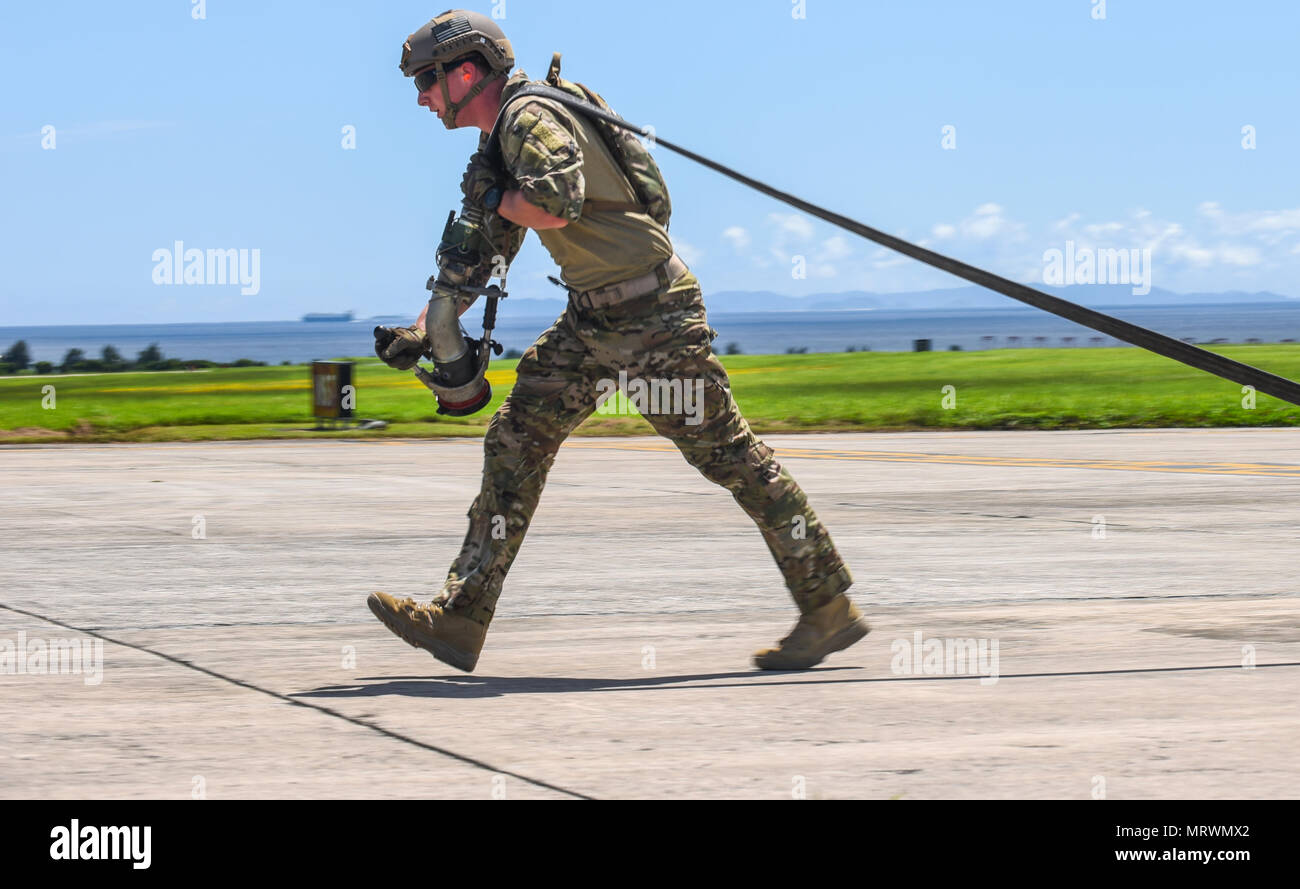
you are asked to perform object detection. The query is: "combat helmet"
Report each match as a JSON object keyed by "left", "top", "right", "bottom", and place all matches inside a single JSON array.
[{"left": 400, "top": 10, "right": 515, "bottom": 129}]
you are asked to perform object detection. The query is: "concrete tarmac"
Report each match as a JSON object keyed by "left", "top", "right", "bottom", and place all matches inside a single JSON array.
[{"left": 1, "top": 429, "right": 1297, "bottom": 799}]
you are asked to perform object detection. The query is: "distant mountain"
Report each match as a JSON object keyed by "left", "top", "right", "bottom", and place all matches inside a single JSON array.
[
  {"left": 502, "top": 298, "right": 568, "bottom": 317},
  {"left": 373, "top": 286, "right": 1296, "bottom": 321},
  {"left": 690, "top": 290, "right": 807, "bottom": 312},
  {"left": 706, "top": 285, "right": 1296, "bottom": 314}
]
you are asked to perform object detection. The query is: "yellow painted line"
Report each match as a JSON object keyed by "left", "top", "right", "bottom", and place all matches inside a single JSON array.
[
  {"left": 98, "top": 381, "right": 311, "bottom": 394},
  {"left": 93, "top": 368, "right": 519, "bottom": 396},
  {"left": 725, "top": 364, "right": 838, "bottom": 375},
  {"left": 563, "top": 441, "right": 1300, "bottom": 478},
  {"left": 17, "top": 429, "right": 1300, "bottom": 478}
]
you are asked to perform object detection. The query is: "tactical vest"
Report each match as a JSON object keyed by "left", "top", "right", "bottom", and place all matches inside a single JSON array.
[{"left": 487, "top": 53, "right": 672, "bottom": 230}]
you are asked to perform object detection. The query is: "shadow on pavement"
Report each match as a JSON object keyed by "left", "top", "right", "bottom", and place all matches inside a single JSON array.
[
  {"left": 293, "top": 668, "right": 862, "bottom": 699},
  {"left": 292, "top": 660, "right": 1300, "bottom": 699}
]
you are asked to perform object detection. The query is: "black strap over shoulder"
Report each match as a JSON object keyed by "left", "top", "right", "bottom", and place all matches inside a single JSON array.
[
  {"left": 484, "top": 83, "right": 651, "bottom": 215},
  {"left": 484, "top": 84, "right": 647, "bottom": 165}
]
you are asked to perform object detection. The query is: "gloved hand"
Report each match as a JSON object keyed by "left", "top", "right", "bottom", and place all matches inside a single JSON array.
[
  {"left": 373, "top": 325, "right": 429, "bottom": 371},
  {"left": 460, "top": 150, "right": 506, "bottom": 211}
]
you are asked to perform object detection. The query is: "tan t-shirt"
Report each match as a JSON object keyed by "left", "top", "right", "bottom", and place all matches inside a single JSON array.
[{"left": 492, "top": 71, "right": 673, "bottom": 292}]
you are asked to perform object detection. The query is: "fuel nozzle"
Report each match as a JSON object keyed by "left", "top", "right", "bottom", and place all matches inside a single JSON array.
[
  {"left": 413, "top": 333, "right": 494, "bottom": 416},
  {"left": 413, "top": 277, "right": 508, "bottom": 417}
]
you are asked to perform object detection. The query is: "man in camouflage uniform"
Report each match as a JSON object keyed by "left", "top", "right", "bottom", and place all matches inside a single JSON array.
[{"left": 368, "top": 9, "right": 869, "bottom": 672}]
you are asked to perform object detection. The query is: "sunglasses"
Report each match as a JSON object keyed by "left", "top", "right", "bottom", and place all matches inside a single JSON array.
[{"left": 414, "top": 67, "right": 441, "bottom": 93}]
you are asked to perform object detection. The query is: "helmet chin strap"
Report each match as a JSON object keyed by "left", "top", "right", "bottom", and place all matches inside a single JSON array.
[{"left": 435, "top": 65, "right": 506, "bottom": 130}]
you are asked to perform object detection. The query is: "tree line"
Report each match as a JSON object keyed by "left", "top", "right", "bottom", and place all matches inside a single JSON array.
[{"left": 0, "top": 340, "right": 267, "bottom": 374}]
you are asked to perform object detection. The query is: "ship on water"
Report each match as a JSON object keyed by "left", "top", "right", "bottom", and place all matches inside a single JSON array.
[{"left": 302, "top": 311, "right": 355, "bottom": 322}]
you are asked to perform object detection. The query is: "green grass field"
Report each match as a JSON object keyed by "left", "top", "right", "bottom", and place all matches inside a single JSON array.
[{"left": 1, "top": 346, "right": 1298, "bottom": 443}]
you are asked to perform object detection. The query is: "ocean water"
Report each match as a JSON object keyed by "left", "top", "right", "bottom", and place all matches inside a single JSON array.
[{"left": 3, "top": 302, "right": 1299, "bottom": 366}]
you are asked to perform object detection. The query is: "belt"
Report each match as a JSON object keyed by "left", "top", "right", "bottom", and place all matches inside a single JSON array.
[{"left": 559, "top": 253, "right": 689, "bottom": 311}]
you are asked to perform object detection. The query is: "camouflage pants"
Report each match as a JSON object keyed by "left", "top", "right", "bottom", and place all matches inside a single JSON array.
[{"left": 435, "top": 270, "right": 853, "bottom": 627}]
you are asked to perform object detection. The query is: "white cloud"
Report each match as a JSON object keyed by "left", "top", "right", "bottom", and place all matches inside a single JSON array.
[
  {"left": 674, "top": 239, "right": 704, "bottom": 266},
  {"left": 1245, "top": 210, "right": 1300, "bottom": 231},
  {"left": 1169, "top": 244, "right": 1214, "bottom": 267},
  {"left": 1217, "top": 245, "right": 1262, "bottom": 266},
  {"left": 872, "top": 254, "right": 909, "bottom": 269},
  {"left": 1197, "top": 203, "right": 1300, "bottom": 241},
  {"left": 820, "top": 235, "right": 851, "bottom": 261},
  {"left": 964, "top": 203, "right": 1009, "bottom": 239},
  {"left": 1083, "top": 221, "right": 1125, "bottom": 237},
  {"left": 767, "top": 212, "right": 814, "bottom": 240},
  {"left": 718, "top": 198, "right": 1300, "bottom": 296},
  {"left": 932, "top": 202, "right": 1025, "bottom": 243},
  {"left": 1042, "top": 204, "right": 1284, "bottom": 279},
  {"left": 721, "top": 226, "right": 750, "bottom": 250}
]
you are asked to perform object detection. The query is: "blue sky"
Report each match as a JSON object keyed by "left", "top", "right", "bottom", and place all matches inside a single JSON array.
[{"left": 2, "top": 1, "right": 1298, "bottom": 324}]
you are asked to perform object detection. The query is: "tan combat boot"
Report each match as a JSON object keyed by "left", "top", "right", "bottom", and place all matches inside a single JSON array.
[
  {"left": 753, "top": 595, "right": 870, "bottom": 670},
  {"left": 367, "top": 592, "right": 487, "bottom": 672}
]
